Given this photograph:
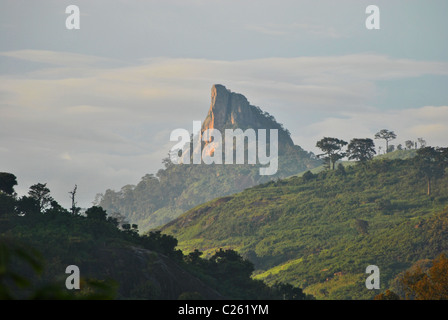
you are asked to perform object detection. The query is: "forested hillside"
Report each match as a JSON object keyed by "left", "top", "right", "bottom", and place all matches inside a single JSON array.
[
  {"left": 0, "top": 173, "right": 311, "bottom": 300},
  {"left": 98, "top": 149, "right": 317, "bottom": 233},
  {"left": 160, "top": 147, "right": 448, "bottom": 299}
]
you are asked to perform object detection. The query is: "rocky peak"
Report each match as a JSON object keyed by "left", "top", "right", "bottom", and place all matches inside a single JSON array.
[
  {"left": 202, "top": 84, "right": 250, "bottom": 133},
  {"left": 201, "top": 84, "right": 294, "bottom": 146}
]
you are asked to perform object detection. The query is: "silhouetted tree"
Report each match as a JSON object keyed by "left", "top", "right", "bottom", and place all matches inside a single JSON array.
[
  {"left": 28, "top": 183, "right": 53, "bottom": 212},
  {"left": 374, "top": 129, "right": 397, "bottom": 153},
  {"left": 140, "top": 231, "right": 178, "bottom": 255},
  {"left": 417, "top": 138, "right": 427, "bottom": 148},
  {"left": 316, "top": 137, "right": 347, "bottom": 170},
  {"left": 16, "top": 196, "right": 40, "bottom": 216},
  {"left": 45, "top": 200, "right": 70, "bottom": 215},
  {"left": 0, "top": 193, "right": 15, "bottom": 216},
  {"left": 387, "top": 145, "right": 395, "bottom": 153},
  {"left": 0, "top": 173, "right": 17, "bottom": 195},
  {"left": 405, "top": 140, "right": 414, "bottom": 150},
  {"left": 436, "top": 147, "right": 448, "bottom": 171},
  {"left": 347, "top": 138, "right": 376, "bottom": 163},
  {"left": 108, "top": 211, "right": 128, "bottom": 227},
  {"left": 185, "top": 249, "right": 203, "bottom": 265},
  {"left": 68, "top": 185, "right": 81, "bottom": 215},
  {"left": 415, "top": 146, "right": 444, "bottom": 196},
  {"left": 210, "top": 248, "right": 254, "bottom": 281},
  {"left": 85, "top": 206, "right": 107, "bottom": 221}
]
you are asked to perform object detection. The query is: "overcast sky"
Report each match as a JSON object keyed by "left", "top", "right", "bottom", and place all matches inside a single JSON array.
[{"left": 1, "top": 0, "right": 448, "bottom": 208}]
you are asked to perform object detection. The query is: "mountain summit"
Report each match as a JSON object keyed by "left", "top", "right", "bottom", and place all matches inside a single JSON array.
[{"left": 201, "top": 84, "right": 294, "bottom": 147}]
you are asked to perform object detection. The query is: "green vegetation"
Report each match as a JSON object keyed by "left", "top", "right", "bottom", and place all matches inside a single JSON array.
[
  {"left": 316, "top": 137, "right": 347, "bottom": 170},
  {"left": 0, "top": 175, "right": 310, "bottom": 300},
  {"left": 97, "top": 145, "right": 319, "bottom": 232},
  {"left": 160, "top": 150, "right": 448, "bottom": 299}
]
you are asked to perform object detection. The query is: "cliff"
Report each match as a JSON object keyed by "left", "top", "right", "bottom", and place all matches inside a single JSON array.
[{"left": 201, "top": 84, "right": 294, "bottom": 148}]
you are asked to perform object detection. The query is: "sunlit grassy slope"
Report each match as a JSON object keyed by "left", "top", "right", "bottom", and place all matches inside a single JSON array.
[{"left": 160, "top": 153, "right": 448, "bottom": 299}]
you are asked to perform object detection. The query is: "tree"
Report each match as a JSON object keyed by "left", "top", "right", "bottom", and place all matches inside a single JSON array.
[
  {"left": 436, "top": 147, "right": 448, "bottom": 171},
  {"left": 387, "top": 145, "right": 395, "bottom": 153},
  {"left": 46, "top": 200, "right": 70, "bottom": 215},
  {"left": 210, "top": 248, "right": 254, "bottom": 281},
  {"left": 417, "top": 138, "right": 427, "bottom": 148},
  {"left": 336, "top": 163, "right": 346, "bottom": 176},
  {"left": 347, "top": 138, "right": 376, "bottom": 163},
  {"left": 15, "top": 196, "right": 40, "bottom": 216},
  {"left": 162, "top": 155, "right": 174, "bottom": 169},
  {"left": 374, "top": 129, "right": 397, "bottom": 153},
  {"left": 0, "top": 193, "right": 15, "bottom": 216},
  {"left": 140, "top": 231, "right": 178, "bottom": 255},
  {"left": 108, "top": 211, "right": 128, "bottom": 227},
  {"left": 68, "top": 185, "right": 81, "bottom": 215},
  {"left": 302, "top": 171, "right": 315, "bottom": 181},
  {"left": 354, "top": 219, "right": 369, "bottom": 235},
  {"left": 415, "top": 146, "right": 444, "bottom": 196},
  {"left": 316, "top": 137, "right": 347, "bottom": 170},
  {"left": 85, "top": 206, "right": 107, "bottom": 221},
  {"left": 28, "top": 183, "right": 53, "bottom": 212},
  {"left": 185, "top": 249, "right": 203, "bottom": 265},
  {"left": 0, "top": 173, "right": 17, "bottom": 195},
  {"left": 405, "top": 140, "right": 414, "bottom": 150}
]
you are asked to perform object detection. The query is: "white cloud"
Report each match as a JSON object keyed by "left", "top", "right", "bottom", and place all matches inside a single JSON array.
[{"left": 0, "top": 50, "right": 126, "bottom": 68}]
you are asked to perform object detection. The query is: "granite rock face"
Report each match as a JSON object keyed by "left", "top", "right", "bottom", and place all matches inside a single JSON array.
[{"left": 201, "top": 84, "right": 294, "bottom": 148}]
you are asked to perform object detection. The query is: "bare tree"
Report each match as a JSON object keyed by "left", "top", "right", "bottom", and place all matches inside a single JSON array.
[{"left": 69, "top": 185, "right": 81, "bottom": 215}]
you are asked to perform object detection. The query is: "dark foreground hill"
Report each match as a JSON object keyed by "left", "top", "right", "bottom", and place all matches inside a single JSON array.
[
  {"left": 0, "top": 176, "right": 311, "bottom": 300},
  {"left": 160, "top": 155, "right": 448, "bottom": 299},
  {"left": 97, "top": 85, "right": 320, "bottom": 232}
]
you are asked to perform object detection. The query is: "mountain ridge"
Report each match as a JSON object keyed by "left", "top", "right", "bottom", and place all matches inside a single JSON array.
[{"left": 98, "top": 84, "right": 320, "bottom": 232}]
